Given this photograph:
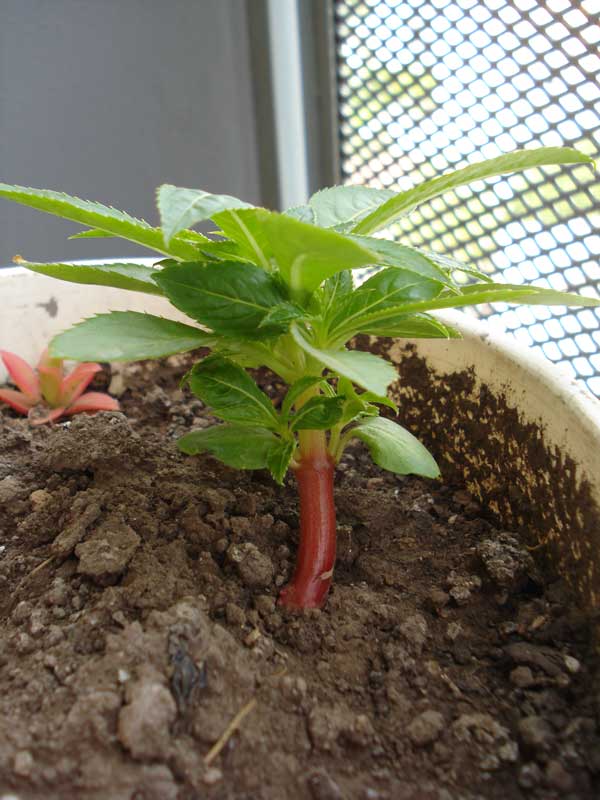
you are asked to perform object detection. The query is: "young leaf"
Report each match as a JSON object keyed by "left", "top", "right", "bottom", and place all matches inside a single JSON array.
[
  {"left": 358, "top": 312, "right": 461, "bottom": 339},
  {"left": 284, "top": 205, "right": 316, "bottom": 224},
  {"left": 267, "top": 439, "right": 296, "bottom": 484},
  {"left": 353, "top": 282, "right": 600, "bottom": 329},
  {"left": 216, "top": 208, "right": 377, "bottom": 294},
  {"left": 157, "top": 185, "right": 252, "bottom": 244},
  {"left": 353, "top": 147, "right": 595, "bottom": 235},
  {"left": 212, "top": 208, "right": 274, "bottom": 271},
  {"left": 291, "top": 325, "right": 397, "bottom": 395},
  {"left": 186, "top": 357, "right": 280, "bottom": 429},
  {"left": 153, "top": 260, "right": 288, "bottom": 336},
  {"left": 308, "top": 185, "right": 395, "bottom": 228},
  {"left": 255, "top": 210, "right": 378, "bottom": 294},
  {"left": 281, "top": 376, "right": 325, "bottom": 420},
  {"left": 258, "top": 302, "right": 307, "bottom": 330},
  {"left": 18, "top": 259, "right": 164, "bottom": 295},
  {"left": 410, "top": 247, "right": 494, "bottom": 284},
  {"left": 0, "top": 183, "right": 198, "bottom": 260},
  {"left": 349, "top": 417, "right": 440, "bottom": 478},
  {"left": 69, "top": 228, "right": 115, "bottom": 239},
  {"left": 178, "top": 424, "right": 278, "bottom": 470},
  {"left": 350, "top": 236, "right": 452, "bottom": 286},
  {"left": 50, "top": 312, "right": 214, "bottom": 361},
  {"left": 321, "top": 271, "right": 354, "bottom": 316},
  {"left": 327, "top": 267, "right": 444, "bottom": 338},
  {"left": 289, "top": 396, "right": 344, "bottom": 432}
]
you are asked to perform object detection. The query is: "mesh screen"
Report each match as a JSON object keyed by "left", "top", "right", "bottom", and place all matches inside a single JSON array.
[{"left": 334, "top": 0, "right": 600, "bottom": 396}]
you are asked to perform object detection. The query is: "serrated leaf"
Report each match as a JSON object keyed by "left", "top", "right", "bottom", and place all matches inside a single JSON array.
[
  {"left": 309, "top": 185, "right": 395, "bottom": 228},
  {"left": 285, "top": 204, "right": 316, "bottom": 224},
  {"left": 354, "top": 282, "right": 600, "bottom": 328},
  {"left": 258, "top": 302, "right": 307, "bottom": 330},
  {"left": 186, "top": 357, "right": 279, "bottom": 429},
  {"left": 0, "top": 183, "right": 198, "bottom": 260},
  {"left": 321, "top": 271, "right": 354, "bottom": 316},
  {"left": 20, "top": 259, "right": 164, "bottom": 295},
  {"left": 350, "top": 417, "right": 440, "bottom": 478},
  {"left": 410, "top": 247, "right": 493, "bottom": 284},
  {"left": 281, "top": 376, "right": 325, "bottom": 420},
  {"left": 157, "top": 184, "right": 252, "bottom": 244},
  {"left": 212, "top": 208, "right": 274, "bottom": 271},
  {"left": 267, "top": 439, "right": 296, "bottom": 484},
  {"left": 241, "top": 209, "right": 378, "bottom": 294},
  {"left": 353, "top": 147, "right": 594, "bottom": 235},
  {"left": 69, "top": 228, "right": 115, "bottom": 240},
  {"left": 198, "top": 238, "right": 248, "bottom": 262},
  {"left": 289, "top": 396, "right": 344, "bottom": 431},
  {"left": 178, "top": 425, "right": 278, "bottom": 470},
  {"left": 350, "top": 236, "right": 452, "bottom": 286},
  {"left": 328, "top": 266, "right": 444, "bottom": 338},
  {"left": 292, "top": 325, "right": 396, "bottom": 395},
  {"left": 50, "top": 311, "right": 214, "bottom": 361},
  {"left": 153, "top": 260, "right": 288, "bottom": 336},
  {"left": 359, "top": 312, "right": 461, "bottom": 339}
]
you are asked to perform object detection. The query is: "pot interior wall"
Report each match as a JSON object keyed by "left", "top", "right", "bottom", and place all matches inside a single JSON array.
[{"left": 375, "top": 334, "right": 600, "bottom": 618}]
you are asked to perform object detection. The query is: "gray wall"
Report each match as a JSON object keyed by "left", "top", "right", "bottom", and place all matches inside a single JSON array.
[{"left": 0, "top": 0, "right": 263, "bottom": 264}]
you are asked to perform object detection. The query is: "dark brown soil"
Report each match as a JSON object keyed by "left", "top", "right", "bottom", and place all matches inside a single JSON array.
[{"left": 0, "top": 355, "right": 598, "bottom": 800}]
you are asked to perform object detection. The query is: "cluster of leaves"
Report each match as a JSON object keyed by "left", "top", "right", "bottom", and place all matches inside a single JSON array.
[
  {"left": 1, "top": 147, "right": 597, "bottom": 480},
  {"left": 0, "top": 349, "right": 118, "bottom": 424}
]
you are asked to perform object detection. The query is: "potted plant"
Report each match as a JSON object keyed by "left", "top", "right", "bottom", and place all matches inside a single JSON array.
[{"left": 1, "top": 147, "right": 599, "bottom": 798}]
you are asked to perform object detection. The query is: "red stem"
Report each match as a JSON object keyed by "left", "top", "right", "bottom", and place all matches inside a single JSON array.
[{"left": 278, "top": 445, "right": 337, "bottom": 610}]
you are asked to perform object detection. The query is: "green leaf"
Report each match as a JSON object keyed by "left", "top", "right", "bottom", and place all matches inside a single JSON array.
[
  {"left": 410, "top": 248, "right": 493, "bottom": 283},
  {"left": 291, "top": 325, "right": 397, "bottom": 395},
  {"left": 153, "top": 260, "right": 288, "bottom": 336},
  {"left": 0, "top": 183, "right": 198, "bottom": 260},
  {"left": 281, "top": 376, "right": 325, "bottom": 420},
  {"left": 328, "top": 266, "right": 444, "bottom": 338},
  {"left": 285, "top": 205, "right": 316, "bottom": 224},
  {"left": 197, "top": 238, "right": 248, "bottom": 262},
  {"left": 258, "top": 302, "right": 307, "bottom": 330},
  {"left": 69, "top": 228, "right": 115, "bottom": 239},
  {"left": 178, "top": 425, "right": 278, "bottom": 470},
  {"left": 50, "top": 311, "right": 214, "bottom": 361},
  {"left": 308, "top": 185, "right": 395, "bottom": 228},
  {"left": 321, "top": 271, "right": 354, "bottom": 316},
  {"left": 337, "top": 377, "right": 398, "bottom": 413},
  {"left": 212, "top": 208, "right": 274, "bottom": 271},
  {"left": 289, "top": 396, "right": 344, "bottom": 431},
  {"left": 354, "top": 282, "right": 600, "bottom": 328},
  {"left": 350, "top": 236, "right": 452, "bottom": 286},
  {"left": 19, "top": 259, "right": 164, "bottom": 295},
  {"left": 350, "top": 417, "right": 440, "bottom": 478},
  {"left": 157, "top": 184, "right": 252, "bottom": 244},
  {"left": 353, "top": 147, "right": 595, "bottom": 235},
  {"left": 267, "top": 439, "right": 296, "bottom": 484},
  {"left": 254, "top": 209, "right": 379, "bottom": 294},
  {"left": 359, "top": 312, "right": 462, "bottom": 339},
  {"left": 186, "top": 357, "right": 279, "bottom": 429}
]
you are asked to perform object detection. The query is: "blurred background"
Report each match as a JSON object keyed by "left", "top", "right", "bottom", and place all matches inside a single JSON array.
[{"left": 1, "top": 0, "right": 599, "bottom": 393}]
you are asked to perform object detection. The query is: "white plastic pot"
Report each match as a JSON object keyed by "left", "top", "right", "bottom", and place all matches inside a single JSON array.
[{"left": 2, "top": 265, "right": 600, "bottom": 613}]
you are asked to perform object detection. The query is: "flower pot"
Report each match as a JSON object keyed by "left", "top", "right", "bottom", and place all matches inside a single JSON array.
[
  {"left": 2, "top": 265, "right": 600, "bottom": 798},
  {"left": 3, "top": 265, "right": 599, "bottom": 614}
]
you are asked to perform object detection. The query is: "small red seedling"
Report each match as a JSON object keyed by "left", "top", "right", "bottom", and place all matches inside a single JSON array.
[{"left": 0, "top": 349, "right": 119, "bottom": 424}]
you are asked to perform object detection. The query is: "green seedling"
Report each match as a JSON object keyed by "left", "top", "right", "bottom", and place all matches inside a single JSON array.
[{"left": 1, "top": 147, "right": 598, "bottom": 608}]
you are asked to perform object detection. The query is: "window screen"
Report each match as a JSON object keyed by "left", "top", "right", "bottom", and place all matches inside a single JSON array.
[{"left": 334, "top": 0, "right": 600, "bottom": 395}]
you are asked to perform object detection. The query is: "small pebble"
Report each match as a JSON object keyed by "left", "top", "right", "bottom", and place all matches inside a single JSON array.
[
  {"left": 13, "top": 750, "right": 34, "bottom": 777},
  {"left": 202, "top": 767, "right": 223, "bottom": 785},
  {"left": 510, "top": 666, "right": 535, "bottom": 688},
  {"left": 545, "top": 759, "right": 574, "bottom": 792},
  {"left": 407, "top": 710, "right": 444, "bottom": 746}
]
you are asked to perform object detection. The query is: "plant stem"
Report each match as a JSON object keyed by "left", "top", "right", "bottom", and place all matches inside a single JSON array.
[{"left": 278, "top": 425, "right": 337, "bottom": 610}]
